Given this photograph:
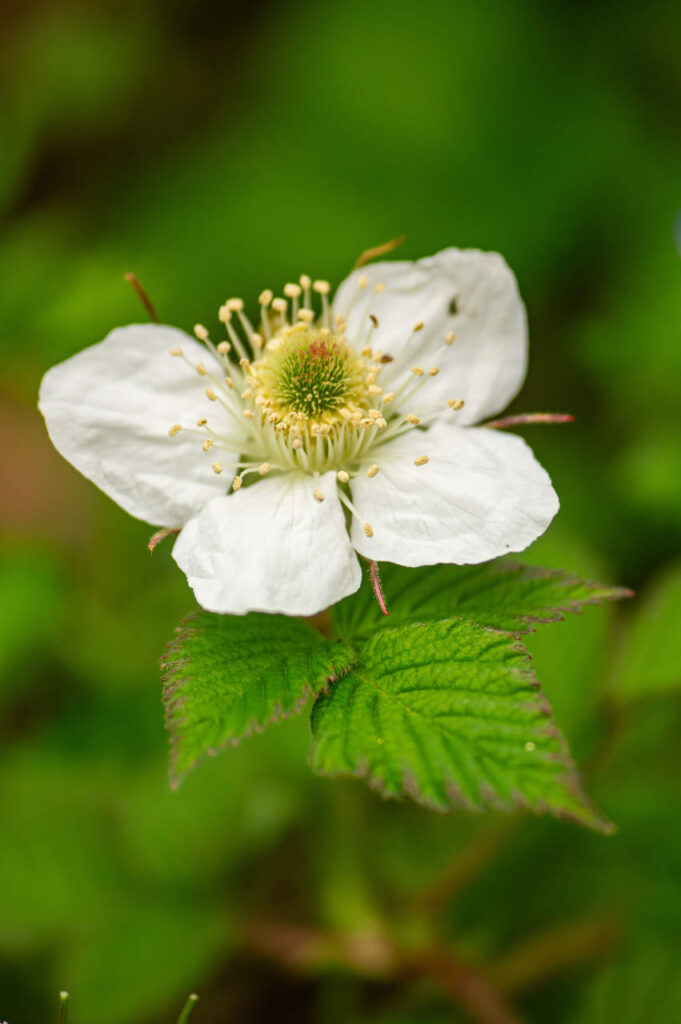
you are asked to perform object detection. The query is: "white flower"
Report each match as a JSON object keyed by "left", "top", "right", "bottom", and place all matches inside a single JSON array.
[{"left": 39, "top": 248, "right": 558, "bottom": 616}]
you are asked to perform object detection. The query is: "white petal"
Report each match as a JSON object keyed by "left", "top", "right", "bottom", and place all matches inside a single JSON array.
[
  {"left": 172, "top": 471, "right": 361, "bottom": 615},
  {"left": 349, "top": 422, "right": 558, "bottom": 566},
  {"left": 332, "top": 248, "right": 527, "bottom": 425},
  {"left": 39, "top": 324, "right": 244, "bottom": 527}
]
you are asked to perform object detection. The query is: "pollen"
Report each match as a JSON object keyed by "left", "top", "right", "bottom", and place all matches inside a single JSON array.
[
  {"left": 168, "top": 424, "right": 182, "bottom": 436},
  {"left": 232, "top": 475, "right": 243, "bottom": 490},
  {"left": 258, "top": 463, "right": 271, "bottom": 475},
  {"left": 367, "top": 464, "right": 380, "bottom": 477},
  {"left": 313, "top": 488, "right": 325, "bottom": 502},
  {"left": 363, "top": 522, "right": 374, "bottom": 537},
  {"left": 411, "top": 366, "right": 424, "bottom": 376},
  {"left": 429, "top": 366, "right": 440, "bottom": 376},
  {"left": 445, "top": 331, "right": 456, "bottom": 345},
  {"left": 196, "top": 362, "right": 207, "bottom": 376},
  {"left": 205, "top": 387, "right": 217, "bottom": 401},
  {"left": 217, "top": 341, "right": 231, "bottom": 354},
  {"left": 169, "top": 347, "right": 184, "bottom": 357},
  {"left": 448, "top": 398, "right": 465, "bottom": 410},
  {"left": 406, "top": 414, "right": 420, "bottom": 424},
  {"left": 358, "top": 274, "right": 368, "bottom": 289},
  {"left": 414, "top": 455, "right": 429, "bottom": 466},
  {"left": 337, "top": 470, "right": 350, "bottom": 483},
  {"left": 212, "top": 462, "right": 223, "bottom": 474},
  {"left": 202, "top": 439, "right": 213, "bottom": 451},
  {"left": 194, "top": 324, "right": 209, "bottom": 341},
  {"left": 196, "top": 417, "right": 207, "bottom": 426}
]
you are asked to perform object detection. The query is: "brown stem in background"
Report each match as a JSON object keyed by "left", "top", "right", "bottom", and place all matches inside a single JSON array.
[
  {"left": 488, "top": 913, "right": 621, "bottom": 997},
  {"left": 124, "top": 271, "right": 160, "bottom": 322}
]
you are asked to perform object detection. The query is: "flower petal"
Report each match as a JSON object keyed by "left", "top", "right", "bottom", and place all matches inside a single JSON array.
[
  {"left": 172, "top": 471, "right": 362, "bottom": 615},
  {"left": 39, "top": 324, "right": 243, "bottom": 526},
  {"left": 349, "top": 421, "right": 558, "bottom": 566},
  {"left": 333, "top": 248, "right": 527, "bottom": 425}
]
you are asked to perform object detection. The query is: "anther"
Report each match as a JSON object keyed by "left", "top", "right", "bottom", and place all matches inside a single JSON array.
[
  {"left": 217, "top": 340, "right": 231, "bottom": 354},
  {"left": 414, "top": 455, "right": 429, "bottom": 466},
  {"left": 194, "top": 324, "right": 209, "bottom": 341},
  {"left": 218, "top": 305, "right": 231, "bottom": 323},
  {"left": 205, "top": 387, "right": 217, "bottom": 401},
  {"left": 259, "top": 289, "right": 273, "bottom": 306},
  {"left": 239, "top": 357, "right": 251, "bottom": 370},
  {"left": 271, "top": 297, "right": 288, "bottom": 314},
  {"left": 358, "top": 274, "right": 368, "bottom": 289},
  {"left": 367, "top": 464, "right": 380, "bottom": 477},
  {"left": 413, "top": 322, "right": 425, "bottom": 332},
  {"left": 202, "top": 439, "right": 213, "bottom": 451},
  {"left": 168, "top": 424, "right": 182, "bottom": 436},
  {"left": 369, "top": 314, "right": 379, "bottom": 328},
  {"left": 292, "top": 438, "right": 302, "bottom": 449},
  {"left": 361, "top": 346, "right": 373, "bottom": 357},
  {"left": 445, "top": 332, "right": 456, "bottom": 345},
  {"left": 373, "top": 282, "right": 386, "bottom": 293},
  {"left": 313, "top": 488, "right": 325, "bottom": 503},
  {"left": 251, "top": 332, "right": 263, "bottom": 349},
  {"left": 258, "top": 463, "right": 271, "bottom": 475},
  {"left": 376, "top": 417, "right": 387, "bottom": 428},
  {"left": 313, "top": 280, "right": 331, "bottom": 294},
  {"left": 243, "top": 409, "right": 254, "bottom": 419},
  {"left": 196, "top": 417, "right": 207, "bottom": 426},
  {"left": 299, "top": 274, "right": 311, "bottom": 290},
  {"left": 284, "top": 283, "right": 301, "bottom": 298},
  {"left": 169, "top": 347, "right": 184, "bottom": 357},
  {"left": 297, "top": 308, "right": 315, "bottom": 322},
  {"left": 406, "top": 414, "right": 420, "bottom": 424},
  {"left": 448, "top": 398, "right": 465, "bottom": 410},
  {"left": 383, "top": 392, "right": 395, "bottom": 403},
  {"left": 411, "top": 366, "right": 425, "bottom": 376},
  {"left": 241, "top": 388, "right": 253, "bottom": 399},
  {"left": 224, "top": 377, "right": 235, "bottom": 389},
  {"left": 337, "top": 470, "right": 350, "bottom": 483},
  {"left": 363, "top": 522, "right": 374, "bottom": 537},
  {"left": 369, "top": 384, "right": 383, "bottom": 395},
  {"left": 196, "top": 362, "right": 207, "bottom": 376},
  {"left": 212, "top": 462, "right": 223, "bottom": 474},
  {"left": 232, "top": 476, "right": 243, "bottom": 490},
  {"left": 226, "top": 298, "right": 244, "bottom": 312}
]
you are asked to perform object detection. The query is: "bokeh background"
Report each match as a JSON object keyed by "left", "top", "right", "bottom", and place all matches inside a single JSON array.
[{"left": 1, "top": 0, "right": 680, "bottom": 1021}]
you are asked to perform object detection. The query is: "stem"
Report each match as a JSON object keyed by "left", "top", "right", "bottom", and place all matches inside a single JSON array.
[
  {"left": 177, "top": 993, "right": 199, "bottom": 1024},
  {"left": 58, "top": 992, "right": 69, "bottom": 1024},
  {"left": 124, "top": 271, "right": 160, "bottom": 323},
  {"left": 483, "top": 413, "right": 574, "bottom": 430}
]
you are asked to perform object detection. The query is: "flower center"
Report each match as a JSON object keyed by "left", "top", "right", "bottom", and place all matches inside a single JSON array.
[{"left": 250, "top": 325, "right": 369, "bottom": 433}]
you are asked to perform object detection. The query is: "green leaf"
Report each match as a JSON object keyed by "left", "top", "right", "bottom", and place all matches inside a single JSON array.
[
  {"left": 332, "top": 559, "right": 631, "bottom": 640},
  {"left": 163, "top": 612, "right": 355, "bottom": 784},
  {"left": 309, "top": 619, "right": 611, "bottom": 832}
]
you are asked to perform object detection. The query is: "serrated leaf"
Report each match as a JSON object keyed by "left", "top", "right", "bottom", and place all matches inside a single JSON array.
[
  {"left": 309, "top": 619, "right": 611, "bottom": 832},
  {"left": 333, "top": 559, "right": 631, "bottom": 640},
  {"left": 163, "top": 612, "right": 355, "bottom": 784}
]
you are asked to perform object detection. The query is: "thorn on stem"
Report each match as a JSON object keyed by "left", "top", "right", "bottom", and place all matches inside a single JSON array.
[{"left": 124, "top": 271, "right": 160, "bottom": 323}]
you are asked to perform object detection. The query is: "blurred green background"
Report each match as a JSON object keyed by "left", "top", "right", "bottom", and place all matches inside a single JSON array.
[{"left": 1, "top": 0, "right": 680, "bottom": 1021}]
